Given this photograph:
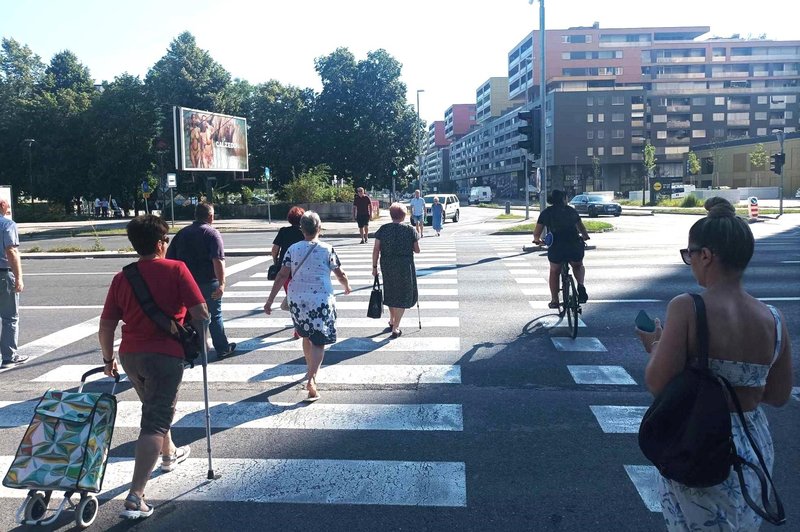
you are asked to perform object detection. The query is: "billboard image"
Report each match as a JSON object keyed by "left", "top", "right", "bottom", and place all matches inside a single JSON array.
[{"left": 175, "top": 107, "right": 248, "bottom": 172}]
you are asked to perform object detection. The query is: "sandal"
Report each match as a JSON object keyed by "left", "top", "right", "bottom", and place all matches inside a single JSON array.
[
  {"left": 304, "top": 379, "right": 321, "bottom": 402},
  {"left": 120, "top": 492, "right": 153, "bottom": 520},
  {"left": 547, "top": 300, "right": 560, "bottom": 309},
  {"left": 390, "top": 329, "right": 402, "bottom": 339},
  {"left": 161, "top": 445, "right": 191, "bottom": 472}
]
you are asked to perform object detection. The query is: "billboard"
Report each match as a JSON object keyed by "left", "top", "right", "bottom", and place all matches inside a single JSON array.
[{"left": 174, "top": 107, "right": 248, "bottom": 172}]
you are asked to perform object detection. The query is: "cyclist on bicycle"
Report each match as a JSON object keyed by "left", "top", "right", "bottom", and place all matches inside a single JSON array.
[{"left": 532, "top": 189, "right": 590, "bottom": 309}]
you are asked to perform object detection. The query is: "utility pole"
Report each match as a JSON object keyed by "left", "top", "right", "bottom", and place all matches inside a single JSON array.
[
  {"left": 534, "top": 0, "right": 547, "bottom": 210},
  {"left": 523, "top": 56, "right": 531, "bottom": 220},
  {"left": 776, "top": 130, "right": 785, "bottom": 216},
  {"left": 416, "top": 89, "right": 425, "bottom": 193}
]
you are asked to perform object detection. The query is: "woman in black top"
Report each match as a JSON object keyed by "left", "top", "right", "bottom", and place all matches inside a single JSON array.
[
  {"left": 372, "top": 203, "right": 421, "bottom": 338},
  {"left": 532, "top": 189, "right": 590, "bottom": 309},
  {"left": 272, "top": 206, "right": 305, "bottom": 335}
]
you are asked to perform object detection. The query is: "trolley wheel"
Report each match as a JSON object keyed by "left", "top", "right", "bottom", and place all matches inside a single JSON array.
[
  {"left": 24, "top": 492, "right": 48, "bottom": 521},
  {"left": 76, "top": 495, "right": 98, "bottom": 529}
]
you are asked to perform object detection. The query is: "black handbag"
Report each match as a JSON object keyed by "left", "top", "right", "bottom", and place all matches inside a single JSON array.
[
  {"left": 122, "top": 263, "right": 203, "bottom": 367},
  {"left": 638, "top": 293, "right": 785, "bottom": 525},
  {"left": 267, "top": 263, "right": 280, "bottom": 281},
  {"left": 367, "top": 275, "right": 383, "bottom": 319}
]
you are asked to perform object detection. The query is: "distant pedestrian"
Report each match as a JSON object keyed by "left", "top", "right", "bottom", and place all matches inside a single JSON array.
[
  {"left": 101, "top": 198, "right": 109, "bottom": 218},
  {"left": 372, "top": 203, "right": 420, "bottom": 338},
  {"left": 166, "top": 203, "right": 237, "bottom": 359},
  {"left": 408, "top": 189, "right": 426, "bottom": 238},
  {"left": 271, "top": 206, "right": 305, "bottom": 338},
  {"left": 352, "top": 187, "right": 373, "bottom": 244},
  {"left": 264, "top": 211, "right": 352, "bottom": 402},
  {"left": 99, "top": 214, "right": 209, "bottom": 519},
  {"left": 94, "top": 197, "right": 101, "bottom": 217},
  {"left": 0, "top": 200, "right": 26, "bottom": 368},
  {"left": 431, "top": 196, "right": 444, "bottom": 236}
]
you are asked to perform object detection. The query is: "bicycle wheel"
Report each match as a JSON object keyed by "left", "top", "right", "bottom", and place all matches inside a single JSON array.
[
  {"left": 567, "top": 275, "right": 579, "bottom": 339},
  {"left": 561, "top": 265, "right": 572, "bottom": 327}
]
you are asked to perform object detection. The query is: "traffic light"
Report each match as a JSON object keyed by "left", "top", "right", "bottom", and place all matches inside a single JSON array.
[
  {"left": 515, "top": 107, "right": 542, "bottom": 159},
  {"left": 769, "top": 153, "right": 785, "bottom": 175}
]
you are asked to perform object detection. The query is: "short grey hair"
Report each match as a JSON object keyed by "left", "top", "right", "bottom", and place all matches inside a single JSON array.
[{"left": 299, "top": 211, "right": 321, "bottom": 236}]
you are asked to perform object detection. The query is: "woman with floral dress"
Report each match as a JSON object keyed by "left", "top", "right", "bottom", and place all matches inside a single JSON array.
[{"left": 264, "top": 211, "right": 351, "bottom": 401}]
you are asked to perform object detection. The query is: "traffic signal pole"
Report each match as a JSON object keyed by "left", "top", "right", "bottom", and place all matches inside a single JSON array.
[{"left": 538, "top": 0, "right": 547, "bottom": 211}]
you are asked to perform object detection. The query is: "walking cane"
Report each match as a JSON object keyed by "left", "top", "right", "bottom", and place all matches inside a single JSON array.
[
  {"left": 200, "top": 319, "right": 220, "bottom": 480},
  {"left": 416, "top": 300, "right": 422, "bottom": 330}
]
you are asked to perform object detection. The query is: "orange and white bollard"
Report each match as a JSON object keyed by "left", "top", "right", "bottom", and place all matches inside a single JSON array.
[{"left": 748, "top": 196, "right": 759, "bottom": 219}]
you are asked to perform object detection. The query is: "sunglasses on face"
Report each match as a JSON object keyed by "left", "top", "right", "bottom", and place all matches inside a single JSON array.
[
  {"left": 160, "top": 236, "right": 170, "bottom": 244},
  {"left": 679, "top": 247, "right": 702, "bottom": 265}
]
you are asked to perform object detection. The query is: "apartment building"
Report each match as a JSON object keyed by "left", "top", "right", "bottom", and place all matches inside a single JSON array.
[{"left": 440, "top": 24, "right": 800, "bottom": 197}]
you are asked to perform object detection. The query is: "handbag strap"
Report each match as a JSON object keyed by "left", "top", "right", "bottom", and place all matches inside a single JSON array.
[
  {"left": 690, "top": 293, "right": 785, "bottom": 525},
  {"left": 122, "top": 263, "right": 182, "bottom": 340},
  {"left": 373, "top": 274, "right": 381, "bottom": 290},
  {"left": 291, "top": 242, "right": 318, "bottom": 278}
]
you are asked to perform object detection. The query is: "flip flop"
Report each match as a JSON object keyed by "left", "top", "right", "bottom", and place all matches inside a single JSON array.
[{"left": 303, "top": 395, "right": 321, "bottom": 403}]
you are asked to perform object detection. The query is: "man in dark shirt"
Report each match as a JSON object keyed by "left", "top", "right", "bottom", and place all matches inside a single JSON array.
[
  {"left": 166, "top": 203, "right": 236, "bottom": 358},
  {"left": 352, "top": 187, "right": 373, "bottom": 244}
]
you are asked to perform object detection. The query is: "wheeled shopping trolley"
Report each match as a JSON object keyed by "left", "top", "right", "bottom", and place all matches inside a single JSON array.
[{"left": 3, "top": 367, "right": 119, "bottom": 528}]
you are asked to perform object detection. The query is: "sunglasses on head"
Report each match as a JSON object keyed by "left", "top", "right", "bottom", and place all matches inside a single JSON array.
[{"left": 679, "top": 247, "right": 702, "bottom": 265}]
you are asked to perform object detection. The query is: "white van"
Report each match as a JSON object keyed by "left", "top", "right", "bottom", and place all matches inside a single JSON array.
[{"left": 468, "top": 186, "right": 493, "bottom": 205}]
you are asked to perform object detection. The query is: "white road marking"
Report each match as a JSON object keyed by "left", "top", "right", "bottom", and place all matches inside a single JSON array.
[
  {"left": 550, "top": 337, "right": 607, "bottom": 352},
  {"left": 20, "top": 305, "right": 104, "bottom": 310},
  {"left": 515, "top": 278, "right": 549, "bottom": 284},
  {"left": 226, "top": 256, "right": 271, "bottom": 275},
  {"left": 39, "top": 364, "right": 463, "bottom": 384},
  {"left": 520, "top": 287, "right": 551, "bottom": 296},
  {"left": 568, "top": 366, "right": 636, "bottom": 385},
  {"left": 589, "top": 405, "right": 648, "bottom": 433},
  {"left": 0, "top": 456, "right": 467, "bottom": 507},
  {"left": 0, "top": 317, "right": 100, "bottom": 374},
  {"left": 0, "top": 400, "right": 463, "bottom": 431},
  {"left": 230, "top": 336, "right": 461, "bottom": 352},
  {"left": 24, "top": 272, "right": 118, "bottom": 276},
  {"left": 230, "top": 284, "right": 456, "bottom": 296},
  {"left": 624, "top": 465, "right": 662, "bottom": 512},
  {"left": 223, "top": 317, "right": 460, "bottom": 328},
  {"left": 222, "top": 301, "right": 458, "bottom": 311},
  {"left": 535, "top": 316, "right": 586, "bottom": 328}
]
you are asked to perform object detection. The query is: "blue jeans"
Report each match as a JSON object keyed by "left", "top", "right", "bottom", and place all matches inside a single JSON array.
[
  {"left": 198, "top": 280, "right": 230, "bottom": 354},
  {"left": 0, "top": 271, "right": 19, "bottom": 361}
]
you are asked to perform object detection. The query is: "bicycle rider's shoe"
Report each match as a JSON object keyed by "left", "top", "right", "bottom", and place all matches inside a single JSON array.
[
  {"left": 577, "top": 284, "right": 588, "bottom": 304},
  {"left": 548, "top": 300, "right": 560, "bottom": 309}
]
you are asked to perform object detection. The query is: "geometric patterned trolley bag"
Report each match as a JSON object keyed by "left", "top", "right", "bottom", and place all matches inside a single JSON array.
[{"left": 3, "top": 367, "right": 118, "bottom": 528}]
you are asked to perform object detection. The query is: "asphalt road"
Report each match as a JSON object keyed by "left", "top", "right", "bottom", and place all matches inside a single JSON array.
[{"left": 0, "top": 209, "right": 797, "bottom": 531}]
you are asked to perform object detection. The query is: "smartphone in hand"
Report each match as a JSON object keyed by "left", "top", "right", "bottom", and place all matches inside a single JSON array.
[{"left": 635, "top": 310, "right": 656, "bottom": 332}]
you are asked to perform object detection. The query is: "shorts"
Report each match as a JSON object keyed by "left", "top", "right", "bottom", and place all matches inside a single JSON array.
[
  {"left": 547, "top": 242, "right": 585, "bottom": 264},
  {"left": 356, "top": 214, "right": 370, "bottom": 228},
  {"left": 120, "top": 352, "right": 184, "bottom": 436},
  {"left": 410, "top": 214, "right": 425, "bottom": 225}
]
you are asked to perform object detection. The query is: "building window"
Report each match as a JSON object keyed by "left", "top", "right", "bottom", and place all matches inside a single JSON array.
[
  {"left": 757, "top": 128, "right": 767, "bottom": 136},
  {"left": 587, "top": 131, "right": 594, "bottom": 139},
  {"left": 612, "top": 113, "right": 625, "bottom": 122},
  {"left": 657, "top": 130, "right": 667, "bottom": 139},
  {"left": 653, "top": 115, "right": 667, "bottom": 123},
  {"left": 713, "top": 113, "right": 725, "bottom": 121},
  {"left": 691, "top": 97, "right": 706, "bottom": 105},
  {"left": 757, "top": 96, "right": 768, "bottom": 104},
  {"left": 612, "top": 146, "right": 624, "bottom": 155},
  {"left": 587, "top": 147, "right": 593, "bottom": 156},
  {"left": 692, "top": 129, "right": 706, "bottom": 138},
  {"left": 612, "top": 95, "right": 625, "bottom": 106},
  {"left": 596, "top": 97, "right": 605, "bottom": 106},
  {"left": 597, "top": 113, "right": 605, "bottom": 122},
  {"left": 587, "top": 96, "right": 594, "bottom": 106},
  {"left": 714, "top": 96, "right": 725, "bottom": 105},
  {"left": 755, "top": 112, "right": 767, "bottom": 120},
  {"left": 714, "top": 128, "right": 726, "bottom": 138},
  {"left": 597, "top": 147, "right": 605, "bottom": 156},
  {"left": 587, "top": 114, "right": 594, "bottom": 122},
  {"left": 597, "top": 130, "right": 605, "bottom": 139},
  {"left": 692, "top": 113, "right": 703, "bottom": 121},
  {"left": 612, "top": 129, "right": 625, "bottom": 138}
]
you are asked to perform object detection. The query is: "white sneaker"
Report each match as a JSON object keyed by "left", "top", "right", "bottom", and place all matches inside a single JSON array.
[{"left": 161, "top": 445, "right": 190, "bottom": 472}]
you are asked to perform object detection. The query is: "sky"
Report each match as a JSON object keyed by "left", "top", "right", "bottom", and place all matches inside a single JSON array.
[{"left": 1, "top": 0, "right": 796, "bottom": 125}]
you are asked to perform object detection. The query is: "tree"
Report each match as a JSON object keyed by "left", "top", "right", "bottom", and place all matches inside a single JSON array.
[
  {"left": 643, "top": 140, "right": 657, "bottom": 206},
  {"left": 748, "top": 143, "right": 768, "bottom": 187},
  {"left": 591, "top": 156, "right": 601, "bottom": 188},
  {"left": 42, "top": 50, "right": 94, "bottom": 93},
  {"left": 687, "top": 151, "right": 701, "bottom": 186}
]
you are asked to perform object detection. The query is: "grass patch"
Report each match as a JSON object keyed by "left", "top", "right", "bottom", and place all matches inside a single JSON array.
[
  {"left": 476, "top": 203, "right": 503, "bottom": 209},
  {"left": 496, "top": 213, "right": 524, "bottom": 220},
  {"left": 499, "top": 220, "right": 614, "bottom": 233}
]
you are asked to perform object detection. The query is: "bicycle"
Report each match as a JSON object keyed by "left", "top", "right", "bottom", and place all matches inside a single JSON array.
[{"left": 529, "top": 234, "right": 588, "bottom": 339}]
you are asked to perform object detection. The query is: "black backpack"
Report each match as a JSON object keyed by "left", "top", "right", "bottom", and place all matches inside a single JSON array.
[{"left": 638, "top": 293, "right": 785, "bottom": 525}]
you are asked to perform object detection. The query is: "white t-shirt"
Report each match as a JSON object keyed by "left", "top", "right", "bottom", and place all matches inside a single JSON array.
[{"left": 409, "top": 197, "right": 425, "bottom": 216}]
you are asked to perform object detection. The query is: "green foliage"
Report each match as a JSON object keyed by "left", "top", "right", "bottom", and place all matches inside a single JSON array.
[
  {"left": 748, "top": 143, "right": 768, "bottom": 170},
  {"left": 687, "top": 151, "right": 701, "bottom": 176},
  {"left": 643, "top": 140, "right": 657, "bottom": 176},
  {"left": 281, "top": 165, "right": 355, "bottom": 203},
  {"left": 680, "top": 194, "right": 701, "bottom": 207},
  {"left": 240, "top": 186, "right": 254, "bottom": 205}
]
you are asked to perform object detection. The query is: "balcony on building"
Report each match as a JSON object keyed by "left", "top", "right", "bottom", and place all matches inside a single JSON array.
[{"left": 666, "top": 119, "right": 691, "bottom": 128}]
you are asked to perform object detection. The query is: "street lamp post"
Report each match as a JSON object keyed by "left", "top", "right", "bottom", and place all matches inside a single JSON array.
[
  {"left": 574, "top": 155, "right": 578, "bottom": 193},
  {"left": 529, "top": 0, "right": 547, "bottom": 210},
  {"left": 23, "top": 139, "right": 35, "bottom": 208},
  {"left": 416, "top": 89, "right": 425, "bottom": 193},
  {"left": 776, "top": 129, "right": 785, "bottom": 216},
  {"left": 522, "top": 56, "right": 531, "bottom": 220}
]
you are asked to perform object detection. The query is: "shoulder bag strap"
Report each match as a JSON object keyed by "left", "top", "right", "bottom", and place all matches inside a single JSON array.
[
  {"left": 291, "top": 243, "right": 318, "bottom": 278},
  {"left": 688, "top": 293, "right": 709, "bottom": 369},
  {"left": 122, "top": 263, "right": 182, "bottom": 339}
]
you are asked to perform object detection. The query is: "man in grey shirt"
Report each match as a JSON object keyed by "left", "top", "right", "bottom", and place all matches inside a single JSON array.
[{"left": 0, "top": 199, "right": 26, "bottom": 368}]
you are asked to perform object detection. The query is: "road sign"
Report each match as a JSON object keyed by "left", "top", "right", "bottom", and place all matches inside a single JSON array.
[
  {"left": 264, "top": 167, "right": 271, "bottom": 180},
  {"left": 653, "top": 182, "right": 662, "bottom": 192},
  {"left": 167, "top": 173, "right": 177, "bottom": 188},
  {"left": 749, "top": 196, "right": 759, "bottom": 219},
  {"left": 142, "top": 181, "right": 150, "bottom": 193}
]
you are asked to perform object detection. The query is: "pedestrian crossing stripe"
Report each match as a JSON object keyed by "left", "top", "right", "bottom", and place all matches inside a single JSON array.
[
  {"left": 250, "top": 274, "right": 458, "bottom": 284},
  {"left": 589, "top": 405, "right": 648, "bottom": 433},
  {"left": 229, "top": 336, "right": 461, "bottom": 352},
  {"left": 0, "top": 400, "right": 463, "bottom": 431},
  {"left": 624, "top": 465, "right": 662, "bottom": 512},
  {"left": 535, "top": 316, "right": 587, "bottom": 329},
  {"left": 519, "top": 287, "right": 550, "bottom": 296},
  {"left": 229, "top": 285, "right": 457, "bottom": 296},
  {"left": 0, "top": 317, "right": 100, "bottom": 374},
  {"left": 515, "top": 278, "right": 548, "bottom": 284},
  {"left": 36, "top": 364, "right": 463, "bottom": 384},
  {"left": 0, "top": 457, "right": 467, "bottom": 507},
  {"left": 568, "top": 366, "right": 636, "bottom": 385},
  {"left": 223, "top": 301, "right": 459, "bottom": 311},
  {"left": 550, "top": 337, "right": 607, "bottom": 352},
  {"left": 529, "top": 300, "right": 661, "bottom": 309},
  {"left": 222, "top": 317, "right": 460, "bottom": 328}
]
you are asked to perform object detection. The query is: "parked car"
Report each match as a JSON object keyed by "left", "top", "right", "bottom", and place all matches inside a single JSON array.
[
  {"left": 569, "top": 194, "right": 622, "bottom": 217},
  {"left": 423, "top": 194, "right": 460, "bottom": 223}
]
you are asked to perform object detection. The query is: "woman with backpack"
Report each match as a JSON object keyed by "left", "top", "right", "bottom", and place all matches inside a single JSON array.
[{"left": 636, "top": 197, "right": 792, "bottom": 530}]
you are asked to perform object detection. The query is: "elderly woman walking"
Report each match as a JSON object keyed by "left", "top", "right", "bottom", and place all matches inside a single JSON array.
[
  {"left": 264, "top": 211, "right": 351, "bottom": 401},
  {"left": 372, "top": 203, "right": 421, "bottom": 338}
]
